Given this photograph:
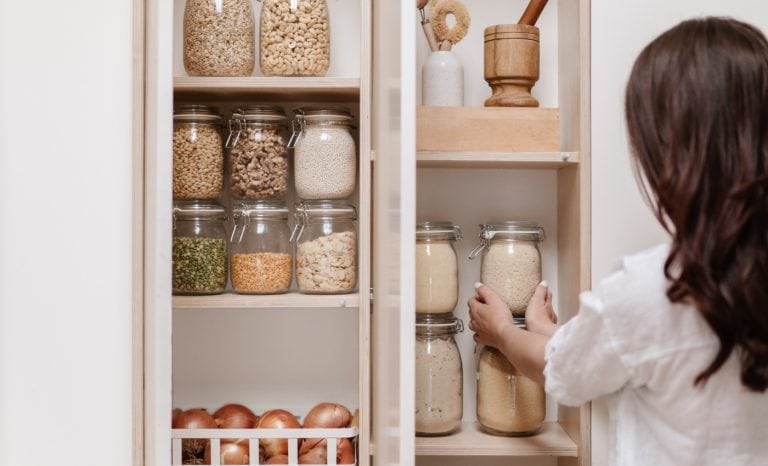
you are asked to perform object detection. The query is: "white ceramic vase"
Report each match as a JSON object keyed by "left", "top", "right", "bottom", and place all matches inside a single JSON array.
[{"left": 422, "top": 51, "right": 464, "bottom": 106}]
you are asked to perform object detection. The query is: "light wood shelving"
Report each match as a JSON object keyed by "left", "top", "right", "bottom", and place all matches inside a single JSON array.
[
  {"left": 415, "top": 422, "right": 578, "bottom": 457},
  {"left": 173, "top": 77, "right": 361, "bottom": 102},
  {"left": 173, "top": 292, "right": 360, "bottom": 310},
  {"left": 417, "top": 151, "right": 578, "bottom": 169}
]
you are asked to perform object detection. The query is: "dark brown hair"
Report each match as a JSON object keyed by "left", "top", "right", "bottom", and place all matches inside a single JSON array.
[{"left": 625, "top": 17, "right": 768, "bottom": 391}]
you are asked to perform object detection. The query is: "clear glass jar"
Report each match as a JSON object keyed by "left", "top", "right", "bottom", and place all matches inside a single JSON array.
[
  {"left": 416, "top": 221, "right": 462, "bottom": 317},
  {"left": 415, "top": 317, "right": 464, "bottom": 436},
  {"left": 183, "top": 0, "right": 255, "bottom": 76},
  {"left": 293, "top": 201, "right": 357, "bottom": 294},
  {"left": 469, "top": 221, "right": 544, "bottom": 316},
  {"left": 290, "top": 108, "right": 356, "bottom": 200},
  {"left": 173, "top": 201, "right": 228, "bottom": 295},
  {"left": 230, "top": 201, "right": 292, "bottom": 294},
  {"left": 227, "top": 106, "right": 289, "bottom": 200},
  {"left": 477, "top": 321, "right": 545, "bottom": 436},
  {"left": 259, "top": 0, "right": 330, "bottom": 77},
  {"left": 173, "top": 105, "right": 224, "bottom": 200}
]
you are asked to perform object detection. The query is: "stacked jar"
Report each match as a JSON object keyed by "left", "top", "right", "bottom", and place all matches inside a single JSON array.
[
  {"left": 415, "top": 221, "right": 464, "bottom": 436},
  {"left": 470, "top": 221, "right": 546, "bottom": 436},
  {"left": 172, "top": 105, "right": 228, "bottom": 295}
]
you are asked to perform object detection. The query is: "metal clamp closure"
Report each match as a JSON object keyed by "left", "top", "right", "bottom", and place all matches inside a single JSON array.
[
  {"left": 225, "top": 118, "right": 244, "bottom": 149},
  {"left": 287, "top": 115, "right": 305, "bottom": 149}
]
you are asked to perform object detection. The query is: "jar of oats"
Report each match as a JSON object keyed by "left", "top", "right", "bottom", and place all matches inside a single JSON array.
[
  {"left": 416, "top": 221, "right": 462, "bottom": 317},
  {"left": 291, "top": 107, "right": 356, "bottom": 200},
  {"left": 173, "top": 105, "right": 224, "bottom": 200},
  {"left": 259, "top": 0, "right": 330, "bottom": 76},
  {"left": 227, "top": 106, "right": 289, "bottom": 200},
  {"left": 173, "top": 201, "right": 228, "bottom": 295},
  {"left": 230, "top": 201, "right": 292, "bottom": 294},
  {"left": 476, "top": 321, "right": 546, "bottom": 436},
  {"left": 293, "top": 201, "right": 357, "bottom": 294},
  {"left": 183, "top": 0, "right": 255, "bottom": 76},
  {"left": 416, "top": 317, "right": 464, "bottom": 436},
  {"left": 469, "top": 221, "right": 544, "bottom": 317}
]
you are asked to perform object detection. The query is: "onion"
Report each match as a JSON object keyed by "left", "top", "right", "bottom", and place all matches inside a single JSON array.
[
  {"left": 265, "top": 454, "right": 289, "bottom": 465},
  {"left": 301, "top": 403, "right": 353, "bottom": 453},
  {"left": 204, "top": 440, "right": 249, "bottom": 465},
  {"left": 350, "top": 409, "right": 359, "bottom": 428},
  {"left": 256, "top": 409, "right": 301, "bottom": 459},
  {"left": 214, "top": 403, "right": 258, "bottom": 428},
  {"left": 172, "top": 408, "right": 183, "bottom": 425},
  {"left": 299, "top": 438, "right": 355, "bottom": 465},
  {"left": 173, "top": 408, "right": 217, "bottom": 464}
]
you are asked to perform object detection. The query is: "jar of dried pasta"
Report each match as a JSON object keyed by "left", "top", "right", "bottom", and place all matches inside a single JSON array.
[
  {"left": 416, "top": 317, "right": 464, "bottom": 436},
  {"left": 230, "top": 201, "right": 292, "bottom": 294},
  {"left": 173, "top": 105, "right": 224, "bottom": 200},
  {"left": 469, "top": 221, "right": 544, "bottom": 316},
  {"left": 416, "top": 221, "right": 462, "bottom": 317},
  {"left": 293, "top": 201, "right": 357, "bottom": 294},
  {"left": 183, "top": 0, "right": 255, "bottom": 76},
  {"left": 259, "top": 0, "right": 331, "bottom": 76},
  {"left": 476, "top": 321, "right": 545, "bottom": 436},
  {"left": 227, "top": 106, "right": 289, "bottom": 200}
]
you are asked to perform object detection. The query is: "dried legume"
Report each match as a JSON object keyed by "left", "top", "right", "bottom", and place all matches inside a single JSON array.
[
  {"left": 231, "top": 252, "right": 292, "bottom": 294},
  {"left": 173, "top": 237, "right": 228, "bottom": 294}
]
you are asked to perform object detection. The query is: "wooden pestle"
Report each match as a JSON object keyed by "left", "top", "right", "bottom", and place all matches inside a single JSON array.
[{"left": 518, "top": 0, "right": 548, "bottom": 26}]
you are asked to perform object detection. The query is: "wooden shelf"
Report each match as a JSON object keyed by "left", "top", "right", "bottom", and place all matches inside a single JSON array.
[
  {"left": 173, "top": 77, "right": 360, "bottom": 102},
  {"left": 417, "top": 106, "right": 560, "bottom": 153},
  {"left": 417, "top": 151, "right": 578, "bottom": 169},
  {"left": 173, "top": 292, "right": 360, "bottom": 310},
  {"left": 415, "top": 422, "right": 577, "bottom": 457}
]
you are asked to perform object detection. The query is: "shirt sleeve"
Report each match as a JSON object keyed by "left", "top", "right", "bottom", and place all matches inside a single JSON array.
[{"left": 544, "top": 290, "right": 632, "bottom": 406}]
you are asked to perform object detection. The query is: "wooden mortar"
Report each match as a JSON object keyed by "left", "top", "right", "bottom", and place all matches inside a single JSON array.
[{"left": 483, "top": 24, "right": 540, "bottom": 107}]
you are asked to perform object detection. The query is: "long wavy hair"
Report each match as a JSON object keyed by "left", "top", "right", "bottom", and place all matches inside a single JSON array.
[{"left": 625, "top": 17, "right": 768, "bottom": 391}]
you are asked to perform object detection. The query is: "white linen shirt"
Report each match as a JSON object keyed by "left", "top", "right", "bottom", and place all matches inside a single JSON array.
[{"left": 544, "top": 244, "right": 768, "bottom": 466}]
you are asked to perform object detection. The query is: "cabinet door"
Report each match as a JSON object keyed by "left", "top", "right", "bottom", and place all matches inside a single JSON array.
[{"left": 371, "top": 1, "right": 416, "bottom": 465}]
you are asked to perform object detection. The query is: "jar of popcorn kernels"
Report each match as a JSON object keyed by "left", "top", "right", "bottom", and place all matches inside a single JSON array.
[{"left": 293, "top": 201, "right": 357, "bottom": 294}]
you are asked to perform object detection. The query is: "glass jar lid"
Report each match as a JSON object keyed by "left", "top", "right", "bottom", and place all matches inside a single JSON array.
[
  {"left": 232, "top": 200, "right": 289, "bottom": 222},
  {"left": 173, "top": 104, "right": 221, "bottom": 123},
  {"left": 416, "top": 221, "right": 462, "bottom": 241},
  {"left": 173, "top": 201, "right": 227, "bottom": 221},
  {"left": 294, "top": 200, "right": 358, "bottom": 223},
  {"left": 295, "top": 106, "right": 354, "bottom": 124},
  {"left": 416, "top": 317, "right": 464, "bottom": 336},
  {"left": 469, "top": 221, "right": 544, "bottom": 259},
  {"left": 232, "top": 105, "right": 287, "bottom": 123}
]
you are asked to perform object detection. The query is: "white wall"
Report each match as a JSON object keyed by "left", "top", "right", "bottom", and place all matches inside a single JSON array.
[
  {"left": 0, "top": 1, "right": 135, "bottom": 465},
  {"left": 590, "top": 1, "right": 768, "bottom": 464}
]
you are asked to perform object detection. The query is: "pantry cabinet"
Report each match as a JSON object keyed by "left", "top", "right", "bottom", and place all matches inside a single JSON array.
[{"left": 140, "top": 1, "right": 589, "bottom": 466}]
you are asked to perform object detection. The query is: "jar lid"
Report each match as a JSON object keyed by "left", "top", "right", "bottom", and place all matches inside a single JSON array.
[
  {"left": 416, "top": 317, "right": 464, "bottom": 335},
  {"left": 232, "top": 200, "right": 289, "bottom": 221},
  {"left": 416, "top": 221, "right": 462, "bottom": 241},
  {"left": 480, "top": 221, "right": 544, "bottom": 241},
  {"left": 294, "top": 106, "right": 354, "bottom": 123},
  {"left": 173, "top": 201, "right": 227, "bottom": 220},
  {"left": 295, "top": 200, "right": 358, "bottom": 223},
  {"left": 232, "top": 105, "right": 287, "bottom": 123},
  {"left": 174, "top": 104, "right": 222, "bottom": 123}
]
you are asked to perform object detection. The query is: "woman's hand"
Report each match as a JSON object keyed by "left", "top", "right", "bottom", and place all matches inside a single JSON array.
[
  {"left": 525, "top": 281, "right": 558, "bottom": 337},
  {"left": 467, "top": 282, "right": 515, "bottom": 349}
]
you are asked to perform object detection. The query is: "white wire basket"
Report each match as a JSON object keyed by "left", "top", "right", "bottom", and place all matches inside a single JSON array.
[{"left": 171, "top": 426, "right": 358, "bottom": 466}]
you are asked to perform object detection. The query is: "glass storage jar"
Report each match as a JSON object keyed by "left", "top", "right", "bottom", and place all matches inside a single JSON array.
[
  {"left": 469, "top": 221, "right": 544, "bottom": 316},
  {"left": 290, "top": 108, "right": 356, "bottom": 200},
  {"left": 415, "top": 317, "right": 464, "bottom": 436},
  {"left": 230, "top": 201, "right": 292, "bottom": 294},
  {"left": 293, "top": 201, "right": 357, "bottom": 294},
  {"left": 183, "top": 0, "right": 255, "bottom": 76},
  {"left": 259, "top": 0, "right": 330, "bottom": 76},
  {"left": 173, "top": 105, "right": 224, "bottom": 200},
  {"left": 476, "top": 320, "right": 545, "bottom": 436},
  {"left": 173, "top": 201, "right": 228, "bottom": 295},
  {"left": 416, "top": 221, "right": 462, "bottom": 317},
  {"left": 227, "top": 106, "right": 289, "bottom": 200}
]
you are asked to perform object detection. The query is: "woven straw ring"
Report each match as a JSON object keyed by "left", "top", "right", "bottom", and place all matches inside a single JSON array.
[{"left": 430, "top": 0, "right": 470, "bottom": 44}]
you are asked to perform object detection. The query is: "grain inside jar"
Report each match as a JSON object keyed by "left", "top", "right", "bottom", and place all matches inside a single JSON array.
[
  {"left": 173, "top": 105, "right": 224, "bottom": 200},
  {"left": 416, "top": 222, "right": 462, "bottom": 316},
  {"left": 172, "top": 202, "right": 229, "bottom": 295}
]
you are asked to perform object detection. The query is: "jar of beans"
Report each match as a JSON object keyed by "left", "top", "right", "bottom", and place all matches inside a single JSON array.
[
  {"left": 183, "top": 0, "right": 255, "bottom": 76},
  {"left": 476, "top": 320, "right": 545, "bottom": 436},
  {"left": 173, "top": 105, "right": 224, "bottom": 200},
  {"left": 230, "top": 201, "right": 293, "bottom": 294},
  {"left": 259, "top": 0, "right": 330, "bottom": 77},
  {"left": 172, "top": 201, "right": 228, "bottom": 295},
  {"left": 227, "top": 106, "right": 289, "bottom": 200},
  {"left": 416, "top": 221, "right": 462, "bottom": 318},
  {"left": 293, "top": 201, "right": 357, "bottom": 294},
  {"left": 469, "top": 221, "right": 544, "bottom": 317},
  {"left": 290, "top": 107, "right": 356, "bottom": 200}
]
